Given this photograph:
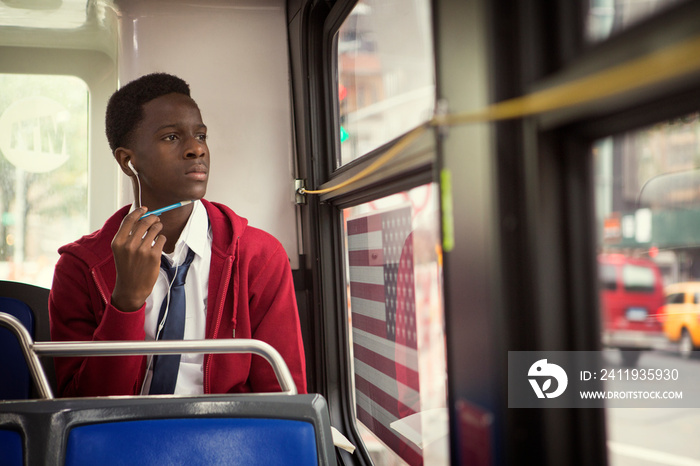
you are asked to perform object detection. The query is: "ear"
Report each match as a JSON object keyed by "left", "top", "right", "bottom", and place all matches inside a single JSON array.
[{"left": 114, "top": 148, "right": 136, "bottom": 177}]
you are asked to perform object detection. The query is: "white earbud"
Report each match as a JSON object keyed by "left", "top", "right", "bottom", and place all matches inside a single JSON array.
[
  {"left": 128, "top": 160, "right": 142, "bottom": 208},
  {"left": 127, "top": 160, "right": 138, "bottom": 176}
]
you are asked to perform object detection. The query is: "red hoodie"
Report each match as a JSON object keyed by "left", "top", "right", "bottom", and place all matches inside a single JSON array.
[{"left": 49, "top": 200, "right": 307, "bottom": 397}]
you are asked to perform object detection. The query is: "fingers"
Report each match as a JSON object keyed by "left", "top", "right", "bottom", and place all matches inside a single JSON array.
[
  {"left": 140, "top": 218, "right": 164, "bottom": 249},
  {"left": 110, "top": 208, "right": 168, "bottom": 312},
  {"left": 113, "top": 207, "right": 166, "bottom": 254},
  {"left": 116, "top": 207, "right": 149, "bottom": 237}
]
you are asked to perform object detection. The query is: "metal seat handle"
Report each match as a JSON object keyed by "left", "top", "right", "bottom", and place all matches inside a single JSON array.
[
  {"left": 0, "top": 312, "right": 53, "bottom": 398},
  {"left": 0, "top": 311, "right": 297, "bottom": 399}
]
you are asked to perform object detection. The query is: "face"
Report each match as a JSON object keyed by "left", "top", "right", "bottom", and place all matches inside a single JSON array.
[{"left": 125, "top": 92, "right": 209, "bottom": 208}]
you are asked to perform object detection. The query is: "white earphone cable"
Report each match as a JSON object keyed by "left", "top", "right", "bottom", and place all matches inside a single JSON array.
[
  {"left": 136, "top": 173, "right": 142, "bottom": 209},
  {"left": 140, "top": 202, "right": 196, "bottom": 395}
]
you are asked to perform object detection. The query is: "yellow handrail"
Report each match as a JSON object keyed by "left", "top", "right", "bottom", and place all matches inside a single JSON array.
[{"left": 301, "top": 33, "right": 700, "bottom": 196}]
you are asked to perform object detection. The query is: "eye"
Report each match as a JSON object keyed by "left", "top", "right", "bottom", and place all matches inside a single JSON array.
[
  {"left": 163, "top": 134, "right": 178, "bottom": 141},
  {"left": 196, "top": 133, "right": 208, "bottom": 142}
]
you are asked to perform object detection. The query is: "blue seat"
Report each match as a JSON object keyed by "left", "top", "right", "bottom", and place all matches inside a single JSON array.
[
  {"left": 0, "top": 394, "right": 336, "bottom": 465},
  {"left": 0, "top": 429, "right": 23, "bottom": 466},
  {"left": 0, "top": 281, "right": 56, "bottom": 398},
  {"left": 0, "top": 297, "right": 34, "bottom": 400},
  {"left": 66, "top": 417, "right": 319, "bottom": 466},
  {"left": 0, "top": 292, "right": 334, "bottom": 465}
]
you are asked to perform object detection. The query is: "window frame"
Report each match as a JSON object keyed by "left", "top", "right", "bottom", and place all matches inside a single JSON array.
[
  {"left": 332, "top": 0, "right": 437, "bottom": 170},
  {"left": 291, "top": 0, "right": 700, "bottom": 464},
  {"left": 320, "top": 1, "right": 437, "bottom": 207},
  {"left": 323, "top": 2, "right": 441, "bottom": 464},
  {"left": 290, "top": 0, "right": 442, "bottom": 464},
  {"left": 482, "top": 0, "right": 700, "bottom": 463}
]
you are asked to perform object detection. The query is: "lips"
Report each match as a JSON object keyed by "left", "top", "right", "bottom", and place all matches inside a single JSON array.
[{"left": 186, "top": 164, "right": 208, "bottom": 181}]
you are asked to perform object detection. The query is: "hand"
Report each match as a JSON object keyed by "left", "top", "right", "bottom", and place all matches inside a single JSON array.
[{"left": 110, "top": 207, "right": 167, "bottom": 312}]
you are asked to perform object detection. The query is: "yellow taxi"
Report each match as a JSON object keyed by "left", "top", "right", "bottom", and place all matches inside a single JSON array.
[{"left": 661, "top": 281, "right": 700, "bottom": 358}]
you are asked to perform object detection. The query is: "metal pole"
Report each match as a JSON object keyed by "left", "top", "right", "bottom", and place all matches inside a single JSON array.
[
  {"left": 0, "top": 312, "right": 297, "bottom": 399},
  {"left": 0, "top": 312, "right": 53, "bottom": 399},
  {"left": 33, "top": 339, "right": 298, "bottom": 396}
]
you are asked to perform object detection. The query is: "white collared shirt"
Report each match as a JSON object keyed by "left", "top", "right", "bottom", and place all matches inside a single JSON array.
[{"left": 139, "top": 200, "right": 212, "bottom": 395}]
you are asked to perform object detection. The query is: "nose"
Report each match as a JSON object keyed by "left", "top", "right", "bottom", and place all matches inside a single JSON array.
[{"left": 184, "top": 135, "right": 207, "bottom": 159}]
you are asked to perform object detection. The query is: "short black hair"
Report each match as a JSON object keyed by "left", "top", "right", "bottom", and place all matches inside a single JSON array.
[{"left": 105, "top": 72, "right": 191, "bottom": 152}]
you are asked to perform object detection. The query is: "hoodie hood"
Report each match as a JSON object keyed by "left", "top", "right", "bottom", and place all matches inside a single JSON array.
[{"left": 204, "top": 200, "right": 248, "bottom": 258}]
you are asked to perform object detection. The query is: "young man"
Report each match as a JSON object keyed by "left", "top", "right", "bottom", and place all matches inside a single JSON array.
[{"left": 49, "top": 73, "right": 307, "bottom": 397}]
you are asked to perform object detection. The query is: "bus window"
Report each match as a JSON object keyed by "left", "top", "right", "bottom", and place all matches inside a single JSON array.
[
  {"left": 0, "top": 1, "right": 88, "bottom": 29},
  {"left": 593, "top": 111, "right": 700, "bottom": 464},
  {"left": 336, "top": 0, "right": 435, "bottom": 167},
  {"left": 342, "top": 183, "right": 448, "bottom": 465},
  {"left": 0, "top": 74, "right": 89, "bottom": 287},
  {"left": 586, "top": 0, "right": 687, "bottom": 43}
]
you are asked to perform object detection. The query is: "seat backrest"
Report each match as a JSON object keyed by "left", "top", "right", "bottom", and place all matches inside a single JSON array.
[
  {"left": 65, "top": 417, "right": 319, "bottom": 466},
  {"left": 0, "top": 429, "right": 23, "bottom": 466},
  {"left": 0, "top": 281, "right": 50, "bottom": 341},
  {"left": 0, "top": 394, "right": 336, "bottom": 466},
  {"left": 0, "top": 297, "right": 34, "bottom": 399},
  {"left": 0, "top": 281, "right": 56, "bottom": 397}
]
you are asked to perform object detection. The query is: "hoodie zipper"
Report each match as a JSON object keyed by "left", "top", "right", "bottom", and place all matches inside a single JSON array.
[
  {"left": 91, "top": 269, "right": 110, "bottom": 306},
  {"left": 213, "top": 256, "right": 233, "bottom": 338}
]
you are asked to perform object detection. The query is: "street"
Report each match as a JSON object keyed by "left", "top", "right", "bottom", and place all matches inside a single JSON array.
[{"left": 606, "top": 350, "right": 700, "bottom": 466}]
